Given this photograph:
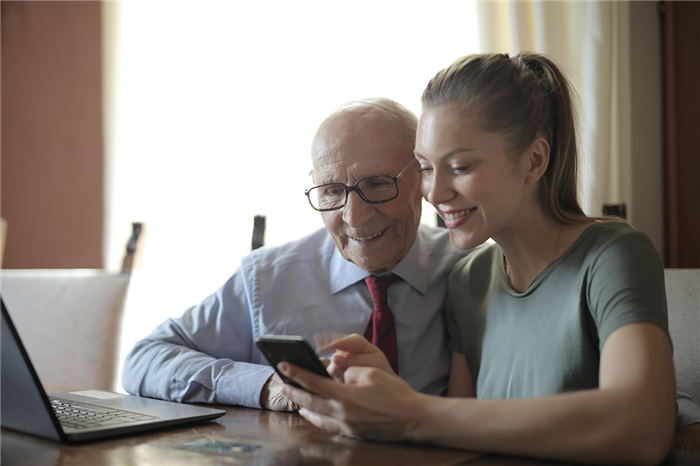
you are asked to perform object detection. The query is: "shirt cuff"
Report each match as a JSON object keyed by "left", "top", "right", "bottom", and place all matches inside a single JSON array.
[
  {"left": 215, "top": 362, "right": 276, "bottom": 409},
  {"left": 677, "top": 394, "right": 700, "bottom": 429}
]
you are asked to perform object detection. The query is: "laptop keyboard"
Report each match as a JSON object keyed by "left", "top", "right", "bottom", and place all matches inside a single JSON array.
[{"left": 50, "top": 397, "right": 158, "bottom": 430}]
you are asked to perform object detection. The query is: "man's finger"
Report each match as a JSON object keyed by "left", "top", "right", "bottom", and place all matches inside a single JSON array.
[{"left": 282, "top": 381, "right": 316, "bottom": 407}]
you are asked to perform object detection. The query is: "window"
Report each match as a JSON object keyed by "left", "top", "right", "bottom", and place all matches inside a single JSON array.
[{"left": 106, "top": 1, "right": 479, "bottom": 319}]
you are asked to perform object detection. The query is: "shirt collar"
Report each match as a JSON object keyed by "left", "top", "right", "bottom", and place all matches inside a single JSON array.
[{"left": 329, "top": 229, "right": 429, "bottom": 296}]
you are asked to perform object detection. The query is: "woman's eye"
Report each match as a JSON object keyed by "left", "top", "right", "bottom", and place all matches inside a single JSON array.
[
  {"left": 417, "top": 167, "right": 432, "bottom": 174},
  {"left": 452, "top": 166, "right": 471, "bottom": 174}
]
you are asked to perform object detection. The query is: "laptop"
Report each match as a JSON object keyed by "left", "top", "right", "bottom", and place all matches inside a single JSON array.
[{"left": 1, "top": 298, "right": 225, "bottom": 442}]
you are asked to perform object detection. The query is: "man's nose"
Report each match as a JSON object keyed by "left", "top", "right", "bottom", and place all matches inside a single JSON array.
[{"left": 342, "top": 191, "right": 375, "bottom": 228}]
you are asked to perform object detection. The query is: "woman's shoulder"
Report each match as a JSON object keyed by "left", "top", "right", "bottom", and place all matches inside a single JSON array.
[
  {"left": 567, "top": 220, "right": 663, "bottom": 276},
  {"left": 575, "top": 221, "right": 656, "bottom": 258},
  {"left": 450, "top": 241, "right": 501, "bottom": 281},
  {"left": 447, "top": 242, "right": 502, "bottom": 307},
  {"left": 583, "top": 220, "right": 637, "bottom": 237}
]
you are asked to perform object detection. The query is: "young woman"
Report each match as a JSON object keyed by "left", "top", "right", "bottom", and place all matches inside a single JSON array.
[{"left": 280, "top": 52, "right": 677, "bottom": 465}]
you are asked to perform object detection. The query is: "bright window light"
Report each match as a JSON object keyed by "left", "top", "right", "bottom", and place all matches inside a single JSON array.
[{"left": 106, "top": 1, "right": 479, "bottom": 361}]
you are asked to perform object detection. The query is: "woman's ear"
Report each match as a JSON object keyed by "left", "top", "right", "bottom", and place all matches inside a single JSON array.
[{"left": 524, "top": 137, "right": 550, "bottom": 184}]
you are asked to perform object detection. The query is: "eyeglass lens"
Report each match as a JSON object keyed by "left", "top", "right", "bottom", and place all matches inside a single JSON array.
[{"left": 309, "top": 176, "right": 398, "bottom": 210}]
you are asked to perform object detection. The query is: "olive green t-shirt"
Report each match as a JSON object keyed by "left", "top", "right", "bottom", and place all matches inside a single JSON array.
[{"left": 446, "top": 222, "right": 669, "bottom": 399}]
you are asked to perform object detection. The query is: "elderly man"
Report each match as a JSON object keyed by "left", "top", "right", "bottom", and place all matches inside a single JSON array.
[{"left": 122, "top": 98, "right": 468, "bottom": 411}]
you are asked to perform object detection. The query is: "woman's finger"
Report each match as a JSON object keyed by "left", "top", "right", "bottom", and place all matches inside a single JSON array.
[
  {"left": 282, "top": 383, "right": 351, "bottom": 424},
  {"left": 279, "top": 362, "right": 343, "bottom": 397},
  {"left": 325, "top": 361, "right": 347, "bottom": 382},
  {"left": 332, "top": 352, "right": 393, "bottom": 374},
  {"left": 298, "top": 407, "right": 353, "bottom": 436},
  {"left": 342, "top": 365, "right": 392, "bottom": 386},
  {"left": 280, "top": 363, "right": 351, "bottom": 415},
  {"left": 318, "top": 333, "right": 378, "bottom": 355}
]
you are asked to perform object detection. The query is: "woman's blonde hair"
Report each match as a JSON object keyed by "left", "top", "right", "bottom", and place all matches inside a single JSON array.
[{"left": 421, "top": 52, "right": 586, "bottom": 225}]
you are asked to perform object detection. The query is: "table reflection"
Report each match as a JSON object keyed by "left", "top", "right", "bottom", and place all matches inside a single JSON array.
[{"left": 1, "top": 405, "right": 482, "bottom": 466}]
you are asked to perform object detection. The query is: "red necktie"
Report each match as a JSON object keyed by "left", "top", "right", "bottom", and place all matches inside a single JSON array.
[{"left": 364, "top": 275, "right": 399, "bottom": 375}]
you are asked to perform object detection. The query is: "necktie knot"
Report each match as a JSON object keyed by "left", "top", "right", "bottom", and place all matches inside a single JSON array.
[{"left": 364, "top": 275, "right": 398, "bottom": 309}]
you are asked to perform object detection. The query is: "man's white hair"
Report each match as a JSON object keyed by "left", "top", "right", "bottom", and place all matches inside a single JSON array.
[
  {"left": 317, "top": 97, "right": 418, "bottom": 145},
  {"left": 308, "top": 98, "right": 419, "bottom": 180}
]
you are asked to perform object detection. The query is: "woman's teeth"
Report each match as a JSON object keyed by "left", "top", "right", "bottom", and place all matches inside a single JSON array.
[{"left": 443, "top": 208, "right": 476, "bottom": 221}]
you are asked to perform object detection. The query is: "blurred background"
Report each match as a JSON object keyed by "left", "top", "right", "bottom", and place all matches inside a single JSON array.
[{"left": 2, "top": 2, "right": 698, "bottom": 361}]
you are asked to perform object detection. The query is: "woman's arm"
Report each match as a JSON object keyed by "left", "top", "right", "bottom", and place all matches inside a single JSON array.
[
  {"left": 446, "top": 352, "right": 474, "bottom": 398},
  {"left": 282, "top": 322, "right": 676, "bottom": 465}
]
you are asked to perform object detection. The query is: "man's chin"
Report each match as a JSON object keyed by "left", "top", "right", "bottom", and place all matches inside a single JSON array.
[
  {"left": 344, "top": 247, "right": 400, "bottom": 275},
  {"left": 356, "top": 261, "right": 393, "bottom": 275},
  {"left": 336, "top": 229, "right": 405, "bottom": 273}
]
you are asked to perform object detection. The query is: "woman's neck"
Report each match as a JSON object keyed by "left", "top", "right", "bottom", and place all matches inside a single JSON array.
[{"left": 494, "top": 208, "right": 593, "bottom": 293}]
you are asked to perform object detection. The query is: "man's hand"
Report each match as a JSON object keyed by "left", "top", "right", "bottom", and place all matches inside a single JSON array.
[
  {"left": 260, "top": 373, "right": 299, "bottom": 411},
  {"left": 321, "top": 334, "right": 396, "bottom": 381},
  {"left": 674, "top": 424, "right": 700, "bottom": 453}
]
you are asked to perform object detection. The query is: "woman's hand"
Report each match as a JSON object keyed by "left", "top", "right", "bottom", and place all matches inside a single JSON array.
[
  {"left": 320, "top": 333, "right": 397, "bottom": 381},
  {"left": 278, "top": 361, "right": 425, "bottom": 442}
]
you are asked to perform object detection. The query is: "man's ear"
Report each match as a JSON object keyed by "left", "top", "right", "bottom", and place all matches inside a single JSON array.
[{"left": 524, "top": 137, "right": 550, "bottom": 185}]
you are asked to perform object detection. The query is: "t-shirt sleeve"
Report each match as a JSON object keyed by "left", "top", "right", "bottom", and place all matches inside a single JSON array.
[
  {"left": 586, "top": 229, "right": 669, "bottom": 351},
  {"left": 445, "top": 258, "right": 471, "bottom": 355},
  {"left": 445, "top": 296, "right": 464, "bottom": 355}
]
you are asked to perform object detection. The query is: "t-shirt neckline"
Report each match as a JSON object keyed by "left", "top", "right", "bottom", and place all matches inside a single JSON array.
[{"left": 497, "top": 222, "right": 607, "bottom": 297}]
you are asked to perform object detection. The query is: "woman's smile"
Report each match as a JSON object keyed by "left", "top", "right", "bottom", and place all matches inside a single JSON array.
[{"left": 439, "top": 207, "right": 478, "bottom": 228}]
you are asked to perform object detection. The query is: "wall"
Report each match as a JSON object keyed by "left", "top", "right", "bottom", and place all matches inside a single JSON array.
[
  {"left": 0, "top": 1, "right": 696, "bottom": 269},
  {"left": 1, "top": 1, "right": 104, "bottom": 269},
  {"left": 662, "top": 1, "right": 700, "bottom": 268}
]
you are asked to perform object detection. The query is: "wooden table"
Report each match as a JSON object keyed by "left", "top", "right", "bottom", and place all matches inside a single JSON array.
[{"left": 3, "top": 401, "right": 700, "bottom": 466}]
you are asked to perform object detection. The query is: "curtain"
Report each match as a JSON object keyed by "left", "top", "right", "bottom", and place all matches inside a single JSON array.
[{"left": 476, "top": 1, "right": 632, "bottom": 220}]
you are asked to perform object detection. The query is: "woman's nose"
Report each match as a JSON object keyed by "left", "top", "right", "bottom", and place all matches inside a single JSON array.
[{"left": 422, "top": 172, "right": 454, "bottom": 207}]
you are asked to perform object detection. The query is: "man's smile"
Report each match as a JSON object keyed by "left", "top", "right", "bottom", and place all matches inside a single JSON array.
[{"left": 348, "top": 227, "right": 387, "bottom": 242}]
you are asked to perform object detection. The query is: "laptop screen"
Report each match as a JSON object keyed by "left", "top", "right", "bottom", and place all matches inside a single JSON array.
[{"left": 1, "top": 299, "right": 64, "bottom": 441}]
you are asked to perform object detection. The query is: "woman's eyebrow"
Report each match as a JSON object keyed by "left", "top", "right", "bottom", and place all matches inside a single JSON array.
[{"left": 414, "top": 147, "right": 477, "bottom": 162}]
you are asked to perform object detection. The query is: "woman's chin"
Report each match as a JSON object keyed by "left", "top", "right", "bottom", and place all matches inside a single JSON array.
[{"left": 447, "top": 230, "right": 488, "bottom": 251}]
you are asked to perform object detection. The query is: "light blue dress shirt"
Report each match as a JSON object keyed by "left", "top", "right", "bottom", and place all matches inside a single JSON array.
[
  {"left": 122, "top": 225, "right": 469, "bottom": 409},
  {"left": 677, "top": 388, "right": 700, "bottom": 429}
]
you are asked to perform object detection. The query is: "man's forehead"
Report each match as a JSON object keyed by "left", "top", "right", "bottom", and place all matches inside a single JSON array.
[
  {"left": 312, "top": 150, "right": 398, "bottom": 184},
  {"left": 311, "top": 140, "right": 407, "bottom": 184},
  {"left": 311, "top": 111, "right": 412, "bottom": 182}
]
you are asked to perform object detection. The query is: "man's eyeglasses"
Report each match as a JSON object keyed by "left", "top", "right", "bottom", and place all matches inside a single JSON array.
[{"left": 305, "top": 159, "right": 415, "bottom": 212}]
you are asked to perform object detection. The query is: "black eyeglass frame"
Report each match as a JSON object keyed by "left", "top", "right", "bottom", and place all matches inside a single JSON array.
[{"left": 305, "top": 159, "right": 416, "bottom": 212}]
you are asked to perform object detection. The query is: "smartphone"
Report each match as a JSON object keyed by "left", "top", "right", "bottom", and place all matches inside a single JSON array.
[{"left": 255, "top": 335, "right": 332, "bottom": 391}]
